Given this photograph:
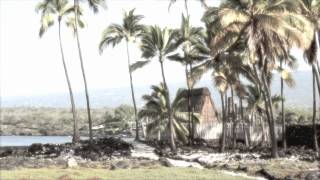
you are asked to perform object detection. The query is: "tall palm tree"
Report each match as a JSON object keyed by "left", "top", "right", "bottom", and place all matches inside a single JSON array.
[
  {"left": 99, "top": 9, "right": 145, "bottom": 141},
  {"left": 312, "top": 68, "right": 319, "bottom": 155},
  {"left": 139, "top": 84, "right": 199, "bottom": 144},
  {"left": 36, "top": 0, "right": 80, "bottom": 144},
  {"left": 73, "top": 0, "right": 105, "bottom": 142},
  {"left": 277, "top": 56, "right": 296, "bottom": 150},
  {"left": 168, "top": 14, "right": 205, "bottom": 144},
  {"left": 202, "top": 0, "right": 313, "bottom": 158},
  {"left": 131, "top": 26, "right": 178, "bottom": 151},
  {"left": 299, "top": 0, "right": 320, "bottom": 155}
]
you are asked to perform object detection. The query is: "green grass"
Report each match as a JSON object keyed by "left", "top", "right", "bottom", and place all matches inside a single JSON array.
[{"left": 0, "top": 167, "right": 252, "bottom": 180}]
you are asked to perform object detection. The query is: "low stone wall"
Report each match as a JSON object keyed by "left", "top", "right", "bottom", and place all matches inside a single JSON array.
[{"left": 286, "top": 124, "right": 320, "bottom": 148}]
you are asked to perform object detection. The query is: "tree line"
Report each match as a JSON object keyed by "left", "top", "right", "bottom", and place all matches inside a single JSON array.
[{"left": 36, "top": 0, "right": 320, "bottom": 158}]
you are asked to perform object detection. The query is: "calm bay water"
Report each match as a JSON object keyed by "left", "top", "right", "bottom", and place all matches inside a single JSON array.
[{"left": 0, "top": 136, "right": 74, "bottom": 147}]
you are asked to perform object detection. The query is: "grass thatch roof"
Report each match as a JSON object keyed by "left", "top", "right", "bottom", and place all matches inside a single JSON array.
[{"left": 179, "top": 87, "right": 214, "bottom": 113}]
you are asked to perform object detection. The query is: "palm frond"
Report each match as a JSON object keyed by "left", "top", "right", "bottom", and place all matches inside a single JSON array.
[{"left": 130, "top": 60, "right": 151, "bottom": 72}]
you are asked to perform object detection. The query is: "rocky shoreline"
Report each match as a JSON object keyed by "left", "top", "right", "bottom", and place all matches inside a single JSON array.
[
  {"left": 147, "top": 140, "right": 320, "bottom": 180},
  {"left": 1, "top": 138, "right": 320, "bottom": 180}
]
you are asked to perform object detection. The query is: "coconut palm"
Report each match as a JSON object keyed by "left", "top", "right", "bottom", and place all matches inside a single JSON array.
[
  {"left": 36, "top": 0, "right": 80, "bottom": 144},
  {"left": 139, "top": 84, "right": 200, "bottom": 143},
  {"left": 168, "top": 14, "right": 206, "bottom": 144},
  {"left": 298, "top": 0, "right": 320, "bottom": 154},
  {"left": 99, "top": 9, "right": 145, "bottom": 141},
  {"left": 131, "top": 26, "right": 178, "bottom": 151},
  {"left": 277, "top": 55, "right": 297, "bottom": 150},
  {"left": 72, "top": 0, "right": 105, "bottom": 142},
  {"left": 312, "top": 68, "right": 319, "bottom": 155},
  {"left": 201, "top": 0, "right": 313, "bottom": 158}
]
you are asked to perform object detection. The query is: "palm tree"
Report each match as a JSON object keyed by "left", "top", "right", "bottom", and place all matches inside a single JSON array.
[
  {"left": 168, "top": 14, "right": 205, "bottom": 144},
  {"left": 312, "top": 68, "right": 319, "bottom": 155},
  {"left": 131, "top": 26, "right": 178, "bottom": 151},
  {"left": 139, "top": 84, "right": 199, "bottom": 144},
  {"left": 298, "top": 0, "right": 320, "bottom": 155},
  {"left": 277, "top": 56, "right": 296, "bottom": 150},
  {"left": 99, "top": 9, "right": 145, "bottom": 141},
  {"left": 36, "top": 0, "right": 80, "bottom": 144},
  {"left": 202, "top": 0, "right": 313, "bottom": 158},
  {"left": 73, "top": 0, "right": 105, "bottom": 142}
]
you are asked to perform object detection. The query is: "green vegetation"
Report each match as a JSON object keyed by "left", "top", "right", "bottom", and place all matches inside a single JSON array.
[
  {"left": 1, "top": 105, "right": 134, "bottom": 136},
  {"left": 138, "top": 84, "right": 200, "bottom": 143},
  {"left": 0, "top": 167, "right": 251, "bottom": 180}
]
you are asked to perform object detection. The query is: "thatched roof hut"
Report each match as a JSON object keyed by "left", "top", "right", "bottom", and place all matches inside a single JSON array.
[{"left": 179, "top": 87, "right": 221, "bottom": 140}]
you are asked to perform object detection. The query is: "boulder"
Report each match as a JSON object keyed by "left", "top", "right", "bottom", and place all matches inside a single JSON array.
[
  {"left": 0, "top": 148, "right": 13, "bottom": 157},
  {"left": 28, "top": 143, "right": 43, "bottom": 155}
]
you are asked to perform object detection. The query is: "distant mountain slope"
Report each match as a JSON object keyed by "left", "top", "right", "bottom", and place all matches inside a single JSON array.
[{"left": 2, "top": 71, "right": 313, "bottom": 108}]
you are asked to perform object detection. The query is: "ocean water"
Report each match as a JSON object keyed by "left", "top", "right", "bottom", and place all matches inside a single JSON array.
[{"left": 0, "top": 136, "right": 73, "bottom": 147}]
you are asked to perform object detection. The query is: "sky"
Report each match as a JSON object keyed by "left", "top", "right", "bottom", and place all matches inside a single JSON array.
[{"left": 0, "top": 0, "right": 310, "bottom": 97}]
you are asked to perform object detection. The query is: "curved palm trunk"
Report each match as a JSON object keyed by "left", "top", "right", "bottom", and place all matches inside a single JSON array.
[
  {"left": 220, "top": 92, "right": 226, "bottom": 152},
  {"left": 312, "top": 68, "right": 319, "bottom": 155},
  {"left": 184, "top": 0, "right": 191, "bottom": 145},
  {"left": 261, "top": 71, "right": 278, "bottom": 158},
  {"left": 280, "top": 61, "right": 287, "bottom": 150},
  {"left": 160, "top": 60, "right": 176, "bottom": 151},
  {"left": 58, "top": 20, "right": 80, "bottom": 144},
  {"left": 74, "top": 0, "right": 93, "bottom": 142},
  {"left": 185, "top": 64, "right": 192, "bottom": 145},
  {"left": 125, "top": 41, "right": 139, "bottom": 141},
  {"left": 254, "top": 65, "right": 278, "bottom": 157}
]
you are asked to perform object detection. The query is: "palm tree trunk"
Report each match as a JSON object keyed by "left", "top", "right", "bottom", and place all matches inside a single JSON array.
[
  {"left": 185, "top": 64, "right": 192, "bottom": 145},
  {"left": 230, "top": 86, "right": 236, "bottom": 149},
  {"left": 125, "top": 41, "right": 139, "bottom": 141},
  {"left": 58, "top": 20, "right": 80, "bottom": 144},
  {"left": 261, "top": 71, "right": 278, "bottom": 158},
  {"left": 254, "top": 64, "right": 276, "bottom": 154},
  {"left": 312, "top": 31, "right": 320, "bottom": 100},
  {"left": 260, "top": 115, "right": 265, "bottom": 144},
  {"left": 220, "top": 92, "right": 226, "bottom": 152},
  {"left": 240, "top": 98, "right": 249, "bottom": 147},
  {"left": 74, "top": 0, "right": 93, "bottom": 142},
  {"left": 189, "top": 63, "right": 195, "bottom": 144},
  {"left": 312, "top": 64, "right": 320, "bottom": 102},
  {"left": 312, "top": 68, "right": 319, "bottom": 155},
  {"left": 280, "top": 60, "right": 287, "bottom": 150},
  {"left": 316, "top": 31, "right": 320, "bottom": 156},
  {"left": 225, "top": 93, "right": 229, "bottom": 147},
  {"left": 160, "top": 60, "right": 176, "bottom": 151}
]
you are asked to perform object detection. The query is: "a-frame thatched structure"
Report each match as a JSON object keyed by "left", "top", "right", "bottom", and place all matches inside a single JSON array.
[{"left": 180, "top": 87, "right": 222, "bottom": 140}]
